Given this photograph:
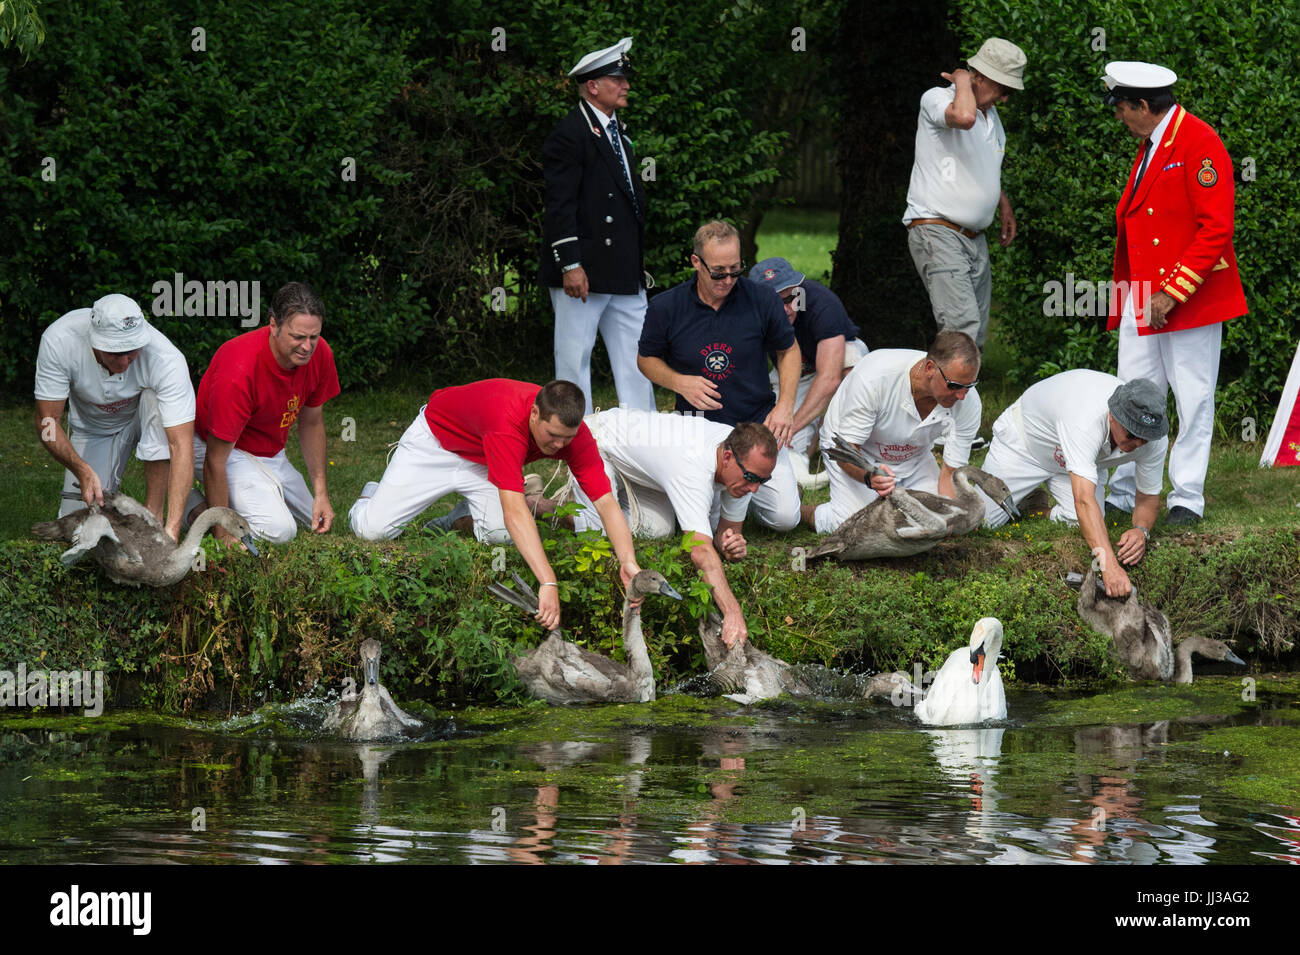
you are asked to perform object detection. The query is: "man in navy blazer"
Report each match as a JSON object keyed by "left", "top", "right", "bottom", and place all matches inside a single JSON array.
[{"left": 540, "top": 36, "right": 655, "bottom": 414}]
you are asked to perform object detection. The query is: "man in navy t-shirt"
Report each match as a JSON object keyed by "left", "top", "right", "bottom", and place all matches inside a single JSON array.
[
  {"left": 637, "top": 220, "right": 802, "bottom": 530},
  {"left": 638, "top": 221, "right": 800, "bottom": 432},
  {"left": 749, "top": 257, "right": 867, "bottom": 464}
]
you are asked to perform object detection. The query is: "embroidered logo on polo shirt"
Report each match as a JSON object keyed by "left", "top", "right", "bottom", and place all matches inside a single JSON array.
[
  {"left": 1053, "top": 446, "right": 1067, "bottom": 468},
  {"left": 700, "top": 342, "right": 733, "bottom": 380},
  {"left": 875, "top": 443, "right": 919, "bottom": 462},
  {"left": 281, "top": 394, "right": 302, "bottom": 429},
  {"left": 95, "top": 397, "right": 136, "bottom": 415}
]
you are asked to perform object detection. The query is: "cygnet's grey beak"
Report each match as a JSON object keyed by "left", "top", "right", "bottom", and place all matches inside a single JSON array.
[
  {"left": 242, "top": 535, "right": 260, "bottom": 557},
  {"left": 366, "top": 657, "right": 379, "bottom": 686},
  {"left": 1225, "top": 650, "right": 1246, "bottom": 666},
  {"left": 659, "top": 581, "right": 683, "bottom": 601},
  {"left": 999, "top": 496, "right": 1020, "bottom": 521}
]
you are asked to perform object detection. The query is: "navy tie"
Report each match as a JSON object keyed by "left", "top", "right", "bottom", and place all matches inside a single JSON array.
[{"left": 607, "top": 118, "right": 639, "bottom": 216}]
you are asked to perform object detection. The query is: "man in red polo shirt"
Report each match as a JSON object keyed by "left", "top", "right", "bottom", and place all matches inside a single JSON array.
[
  {"left": 192, "top": 282, "right": 340, "bottom": 543},
  {"left": 349, "top": 378, "right": 641, "bottom": 630}
]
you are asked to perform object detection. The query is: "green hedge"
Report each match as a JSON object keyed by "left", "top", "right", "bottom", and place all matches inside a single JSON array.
[
  {"left": 2, "top": 524, "right": 1294, "bottom": 714},
  {"left": 954, "top": 0, "right": 1300, "bottom": 430},
  {"left": 0, "top": 0, "right": 812, "bottom": 391},
  {"left": 0, "top": 0, "right": 425, "bottom": 389}
]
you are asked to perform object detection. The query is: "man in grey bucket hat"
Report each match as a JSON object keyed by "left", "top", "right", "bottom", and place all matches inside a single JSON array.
[
  {"left": 978, "top": 370, "right": 1169, "bottom": 598},
  {"left": 903, "top": 37, "right": 1026, "bottom": 350}
]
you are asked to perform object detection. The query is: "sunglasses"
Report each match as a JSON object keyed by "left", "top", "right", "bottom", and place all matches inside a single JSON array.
[
  {"left": 933, "top": 359, "right": 979, "bottom": 391},
  {"left": 694, "top": 253, "right": 746, "bottom": 282},
  {"left": 726, "top": 442, "right": 771, "bottom": 484}
]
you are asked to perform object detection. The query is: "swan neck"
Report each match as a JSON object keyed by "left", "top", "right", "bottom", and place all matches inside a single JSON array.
[
  {"left": 187, "top": 509, "right": 228, "bottom": 548},
  {"left": 621, "top": 596, "right": 653, "bottom": 680}
]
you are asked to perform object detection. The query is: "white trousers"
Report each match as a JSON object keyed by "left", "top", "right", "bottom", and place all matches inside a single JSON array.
[
  {"left": 979, "top": 414, "right": 1105, "bottom": 528},
  {"left": 1107, "top": 307, "right": 1221, "bottom": 515},
  {"left": 812, "top": 446, "right": 940, "bottom": 534},
  {"left": 194, "top": 437, "right": 314, "bottom": 544},
  {"left": 768, "top": 338, "right": 870, "bottom": 453},
  {"left": 746, "top": 447, "right": 801, "bottom": 531},
  {"left": 571, "top": 457, "right": 711, "bottom": 540},
  {"left": 349, "top": 408, "right": 510, "bottom": 544},
  {"left": 59, "top": 390, "right": 168, "bottom": 517},
  {"left": 570, "top": 448, "right": 799, "bottom": 537},
  {"left": 552, "top": 287, "right": 655, "bottom": 414}
]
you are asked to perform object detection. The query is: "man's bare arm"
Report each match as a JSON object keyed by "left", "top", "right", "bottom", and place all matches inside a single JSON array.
[
  {"left": 1071, "top": 472, "right": 1131, "bottom": 597},
  {"left": 790, "top": 336, "right": 846, "bottom": 436},
  {"left": 297, "top": 405, "right": 333, "bottom": 533},
  {"left": 501, "top": 489, "right": 563, "bottom": 630},
  {"left": 689, "top": 531, "right": 747, "bottom": 647},
  {"left": 764, "top": 345, "right": 801, "bottom": 448},
  {"left": 35, "top": 398, "right": 103, "bottom": 507},
  {"left": 591, "top": 491, "right": 641, "bottom": 590},
  {"left": 161, "top": 421, "right": 195, "bottom": 540}
]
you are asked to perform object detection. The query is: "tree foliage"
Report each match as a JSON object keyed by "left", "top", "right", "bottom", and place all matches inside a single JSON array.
[{"left": 0, "top": 0, "right": 45, "bottom": 58}]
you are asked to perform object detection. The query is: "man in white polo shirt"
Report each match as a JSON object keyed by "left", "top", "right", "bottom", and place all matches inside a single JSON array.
[
  {"left": 33, "top": 293, "right": 195, "bottom": 541},
  {"left": 564, "top": 409, "right": 777, "bottom": 649},
  {"left": 802, "top": 331, "right": 982, "bottom": 534},
  {"left": 979, "top": 372, "right": 1168, "bottom": 597},
  {"left": 903, "top": 37, "right": 1026, "bottom": 348}
]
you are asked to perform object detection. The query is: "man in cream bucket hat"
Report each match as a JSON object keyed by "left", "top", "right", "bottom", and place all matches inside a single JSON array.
[
  {"left": 903, "top": 37, "right": 1027, "bottom": 349},
  {"left": 33, "top": 293, "right": 196, "bottom": 541}
]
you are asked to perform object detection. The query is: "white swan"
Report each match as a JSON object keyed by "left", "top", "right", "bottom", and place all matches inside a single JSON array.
[{"left": 914, "top": 618, "right": 1007, "bottom": 726}]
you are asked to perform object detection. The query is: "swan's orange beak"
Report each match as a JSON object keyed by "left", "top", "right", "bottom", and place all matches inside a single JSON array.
[{"left": 971, "top": 650, "right": 985, "bottom": 685}]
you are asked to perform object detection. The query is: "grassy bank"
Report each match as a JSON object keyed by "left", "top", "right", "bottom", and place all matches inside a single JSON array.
[{"left": 2, "top": 507, "right": 1296, "bottom": 713}]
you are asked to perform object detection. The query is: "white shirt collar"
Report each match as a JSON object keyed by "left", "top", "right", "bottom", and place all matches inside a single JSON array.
[{"left": 583, "top": 98, "right": 614, "bottom": 130}]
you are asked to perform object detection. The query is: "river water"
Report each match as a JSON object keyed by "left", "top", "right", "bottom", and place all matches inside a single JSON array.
[{"left": 1, "top": 678, "right": 1296, "bottom": 864}]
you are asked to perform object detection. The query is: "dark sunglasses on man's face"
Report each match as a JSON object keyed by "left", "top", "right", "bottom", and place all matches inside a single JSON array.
[
  {"left": 727, "top": 443, "right": 771, "bottom": 484},
  {"left": 933, "top": 359, "right": 979, "bottom": 391},
  {"left": 694, "top": 253, "right": 746, "bottom": 282}
]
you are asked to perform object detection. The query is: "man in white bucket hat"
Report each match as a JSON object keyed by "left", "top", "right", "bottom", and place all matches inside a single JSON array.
[
  {"left": 33, "top": 293, "right": 196, "bottom": 540},
  {"left": 903, "top": 36, "right": 1027, "bottom": 349}
]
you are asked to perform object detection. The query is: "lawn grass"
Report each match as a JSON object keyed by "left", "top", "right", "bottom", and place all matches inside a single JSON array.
[{"left": 754, "top": 206, "right": 839, "bottom": 282}]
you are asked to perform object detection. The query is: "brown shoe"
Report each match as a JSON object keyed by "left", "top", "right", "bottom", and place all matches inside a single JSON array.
[{"left": 1020, "top": 486, "right": 1052, "bottom": 519}]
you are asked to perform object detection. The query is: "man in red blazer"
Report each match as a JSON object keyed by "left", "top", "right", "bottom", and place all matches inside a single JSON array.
[{"left": 1102, "top": 61, "right": 1247, "bottom": 526}]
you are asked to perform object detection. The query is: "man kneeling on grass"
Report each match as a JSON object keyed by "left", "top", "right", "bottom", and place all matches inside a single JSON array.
[
  {"left": 979, "top": 372, "right": 1168, "bottom": 598},
  {"left": 541, "top": 408, "right": 777, "bottom": 649},
  {"left": 349, "top": 378, "right": 641, "bottom": 630}
]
